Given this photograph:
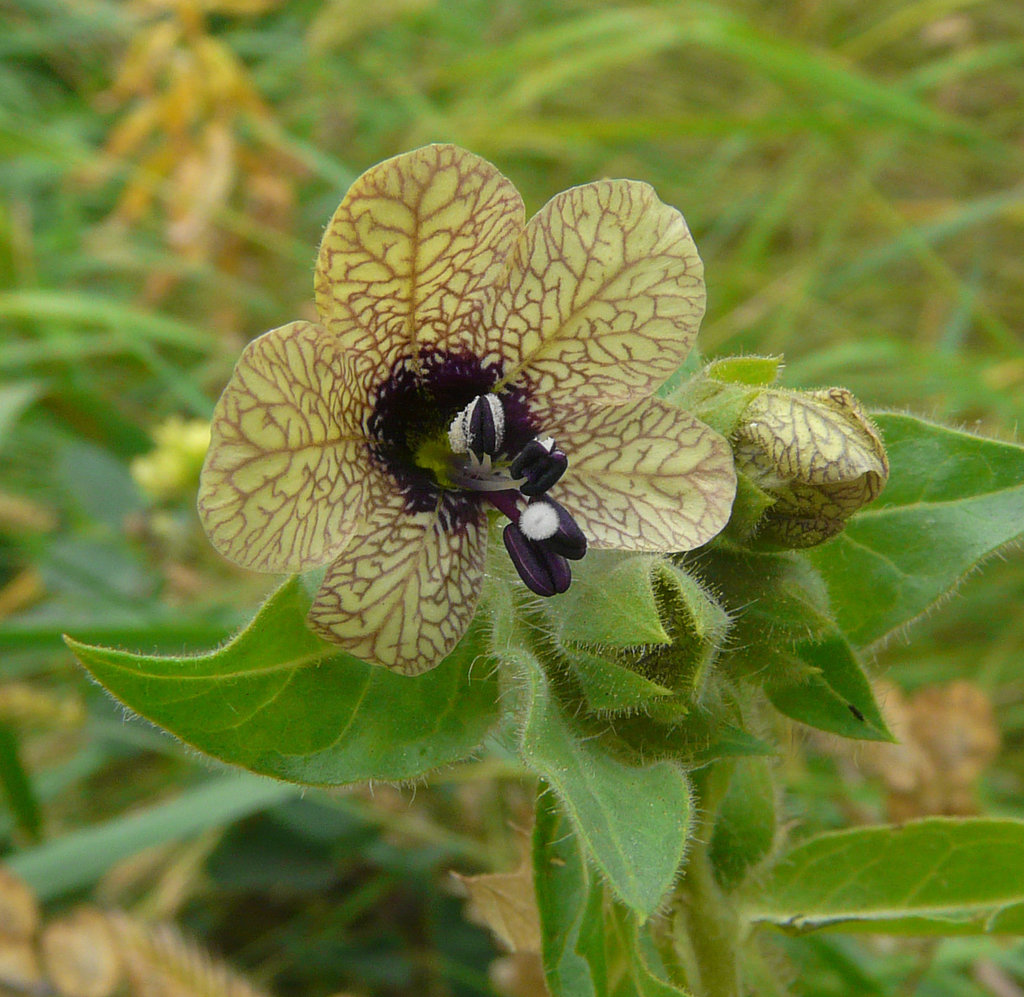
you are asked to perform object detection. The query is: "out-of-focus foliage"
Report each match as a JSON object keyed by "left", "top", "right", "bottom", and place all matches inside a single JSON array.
[{"left": 2, "top": 0, "right": 1024, "bottom": 994}]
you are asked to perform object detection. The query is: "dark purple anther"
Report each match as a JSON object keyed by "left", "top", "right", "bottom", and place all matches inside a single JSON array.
[
  {"left": 502, "top": 522, "right": 572, "bottom": 597},
  {"left": 466, "top": 394, "right": 504, "bottom": 459},
  {"left": 509, "top": 437, "right": 568, "bottom": 495},
  {"left": 529, "top": 496, "right": 587, "bottom": 561}
]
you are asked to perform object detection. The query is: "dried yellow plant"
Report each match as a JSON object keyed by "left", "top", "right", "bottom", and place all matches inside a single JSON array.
[
  {"left": 821, "top": 680, "right": 1001, "bottom": 823},
  {"left": 0, "top": 867, "right": 273, "bottom": 997},
  {"left": 85, "top": 0, "right": 300, "bottom": 272},
  {"left": 107, "top": 913, "right": 271, "bottom": 997}
]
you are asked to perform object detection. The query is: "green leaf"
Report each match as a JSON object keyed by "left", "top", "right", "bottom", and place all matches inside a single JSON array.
[
  {"left": 0, "top": 721, "right": 42, "bottom": 842},
  {"left": 8, "top": 772, "right": 298, "bottom": 900},
  {"left": 518, "top": 651, "right": 691, "bottom": 920},
  {"left": 749, "top": 819, "right": 1024, "bottom": 933},
  {"left": 807, "top": 414, "right": 1024, "bottom": 647},
  {"left": 551, "top": 552, "right": 670, "bottom": 649},
  {"left": 67, "top": 577, "right": 500, "bottom": 786},
  {"left": 533, "top": 791, "right": 691, "bottom": 997},
  {"left": 709, "top": 759, "right": 775, "bottom": 891},
  {"left": 766, "top": 634, "right": 893, "bottom": 741}
]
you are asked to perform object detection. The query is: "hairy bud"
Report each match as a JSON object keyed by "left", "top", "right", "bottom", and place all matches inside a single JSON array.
[{"left": 732, "top": 387, "right": 889, "bottom": 548}]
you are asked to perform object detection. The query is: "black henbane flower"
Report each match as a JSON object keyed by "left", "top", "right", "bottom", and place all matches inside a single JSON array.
[{"left": 198, "top": 145, "right": 736, "bottom": 674}]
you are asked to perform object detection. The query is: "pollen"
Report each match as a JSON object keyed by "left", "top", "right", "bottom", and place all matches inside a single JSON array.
[{"left": 519, "top": 501, "right": 560, "bottom": 541}]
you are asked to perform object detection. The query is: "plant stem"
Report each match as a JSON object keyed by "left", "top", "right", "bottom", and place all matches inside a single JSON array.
[{"left": 675, "top": 763, "right": 742, "bottom": 997}]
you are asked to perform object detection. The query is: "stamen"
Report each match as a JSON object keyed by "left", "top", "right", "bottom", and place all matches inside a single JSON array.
[
  {"left": 509, "top": 437, "right": 568, "bottom": 495},
  {"left": 455, "top": 454, "right": 522, "bottom": 493},
  {"left": 528, "top": 496, "right": 588, "bottom": 560},
  {"left": 448, "top": 394, "right": 505, "bottom": 459},
  {"left": 502, "top": 523, "right": 571, "bottom": 596}
]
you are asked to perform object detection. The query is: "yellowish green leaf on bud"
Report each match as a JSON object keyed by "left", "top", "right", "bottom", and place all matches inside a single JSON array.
[
  {"left": 704, "top": 355, "right": 783, "bottom": 386},
  {"left": 734, "top": 387, "right": 889, "bottom": 549},
  {"left": 666, "top": 377, "right": 761, "bottom": 438},
  {"left": 628, "top": 563, "right": 731, "bottom": 705},
  {"left": 723, "top": 469, "right": 777, "bottom": 542},
  {"left": 565, "top": 647, "right": 674, "bottom": 714}
]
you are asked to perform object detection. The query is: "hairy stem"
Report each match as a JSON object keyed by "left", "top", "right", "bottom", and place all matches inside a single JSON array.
[{"left": 675, "top": 763, "right": 742, "bottom": 997}]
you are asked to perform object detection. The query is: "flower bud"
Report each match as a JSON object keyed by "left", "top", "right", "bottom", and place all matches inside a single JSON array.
[{"left": 732, "top": 387, "right": 888, "bottom": 548}]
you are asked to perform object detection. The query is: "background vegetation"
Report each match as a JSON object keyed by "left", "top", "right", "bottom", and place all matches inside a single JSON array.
[{"left": 2, "top": 0, "right": 1023, "bottom": 994}]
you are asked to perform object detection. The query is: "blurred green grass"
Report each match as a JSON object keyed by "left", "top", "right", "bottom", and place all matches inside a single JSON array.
[{"left": 2, "top": 0, "right": 1024, "bottom": 994}]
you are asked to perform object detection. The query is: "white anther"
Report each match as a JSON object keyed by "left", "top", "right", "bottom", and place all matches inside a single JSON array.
[
  {"left": 448, "top": 411, "right": 470, "bottom": 454},
  {"left": 519, "top": 502, "right": 559, "bottom": 541},
  {"left": 537, "top": 436, "right": 555, "bottom": 452}
]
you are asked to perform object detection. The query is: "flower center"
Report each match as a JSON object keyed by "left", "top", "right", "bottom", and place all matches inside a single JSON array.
[
  {"left": 367, "top": 352, "right": 534, "bottom": 520},
  {"left": 446, "top": 394, "right": 588, "bottom": 596},
  {"left": 367, "top": 351, "right": 587, "bottom": 595}
]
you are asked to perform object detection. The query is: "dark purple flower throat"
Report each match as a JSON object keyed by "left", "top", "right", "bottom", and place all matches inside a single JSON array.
[{"left": 366, "top": 349, "right": 587, "bottom": 595}]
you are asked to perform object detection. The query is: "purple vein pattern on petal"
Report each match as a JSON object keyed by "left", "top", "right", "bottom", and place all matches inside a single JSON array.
[
  {"left": 484, "top": 179, "right": 705, "bottom": 420},
  {"left": 315, "top": 144, "right": 525, "bottom": 368},
  {"left": 553, "top": 395, "right": 737, "bottom": 552}
]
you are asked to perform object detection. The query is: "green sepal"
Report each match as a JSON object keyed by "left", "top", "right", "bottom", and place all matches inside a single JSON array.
[
  {"left": 637, "top": 564, "right": 731, "bottom": 705},
  {"left": 556, "top": 559, "right": 731, "bottom": 720},
  {"left": 668, "top": 378, "right": 762, "bottom": 438},
  {"left": 704, "top": 355, "right": 783, "bottom": 386},
  {"left": 565, "top": 647, "right": 675, "bottom": 714},
  {"left": 721, "top": 469, "right": 777, "bottom": 544},
  {"left": 551, "top": 551, "right": 671, "bottom": 649},
  {"left": 693, "top": 724, "right": 775, "bottom": 764},
  {"left": 694, "top": 547, "right": 834, "bottom": 657},
  {"left": 67, "top": 576, "right": 500, "bottom": 785},
  {"left": 610, "top": 686, "right": 771, "bottom": 767}
]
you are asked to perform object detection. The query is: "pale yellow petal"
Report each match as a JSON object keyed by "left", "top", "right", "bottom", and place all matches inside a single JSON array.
[
  {"left": 486, "top": 180, "right": 705, "bottom": 417},
  {"left": 308, "top": 494, "right": 487, "bottom": 675},
  {"left": 551, "top": 396, "right": 736, "bottom": 552},
  {"left": 315, "top": 143, "right": 525, "bottom": 368},
  {"left": 197, "top": 320, "right": 372, "bottom": 573}
]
